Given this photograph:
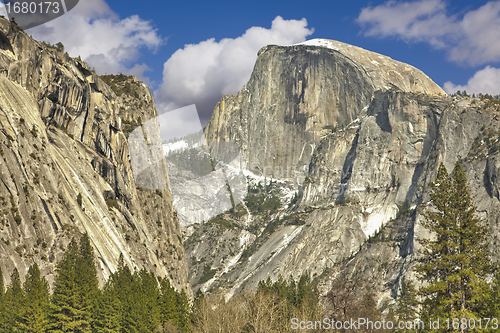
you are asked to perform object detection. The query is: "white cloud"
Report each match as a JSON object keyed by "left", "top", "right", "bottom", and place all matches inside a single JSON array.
[
  {"left": 357, "top": 0, "right": 500, "bottom": 66},
  {"left": 155, "top": 16, "right": 314, "bottom": 124},
  {"left": 27, "top": 0, "right": 162, "bottom": 78},
  {"left": 157, "top": 105, "right": 204, "bottom": 142},
  {"left": 444, "top": 66, "right": 500, "bottom": 95}
]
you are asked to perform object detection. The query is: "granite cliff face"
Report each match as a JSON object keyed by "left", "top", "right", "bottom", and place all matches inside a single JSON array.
[
  {"left": 187, "top": 39, "right": 500, "bottom": 305},
  {"left": 205, "top": 39, "right": 445, "bottom": 183},
  {"left": 0, "top": 18, "right": 190, "bottom": 295}
]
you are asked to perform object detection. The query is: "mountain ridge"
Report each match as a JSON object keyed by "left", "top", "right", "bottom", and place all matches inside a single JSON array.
[
  {"left": 0, "top": 17, "right": 191, "bottom": 297},
  {"left": 186, "top": 38, "right": 500, "bottom": 306}
]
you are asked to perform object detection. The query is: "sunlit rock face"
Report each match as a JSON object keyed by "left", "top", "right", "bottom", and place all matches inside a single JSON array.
[
  {"left": 189, "top": 39, "right": 500, "bottom": 303},
  {"left": 0, "top": 18, "right": 191, "bottom": 297},
  {"left": 205, "top": 40, "right": 445, "bottom": 182}
]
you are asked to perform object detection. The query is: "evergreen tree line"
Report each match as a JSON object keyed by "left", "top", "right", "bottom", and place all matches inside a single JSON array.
[
  {"left": 0, "top": 234, "right": 324, "bottom": 332},
  {"left": 0, "top": 234, "right": 190, "bottom": 333}
]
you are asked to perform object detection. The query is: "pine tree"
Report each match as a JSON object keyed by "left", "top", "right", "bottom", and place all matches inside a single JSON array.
[
  {"left": 417, "top": 162, "right": 492, "bottom": 328},
  {"left": 138, "top": 269, "right": 161, "bottom": 332},
  {"left": 111, "top": 254, "right": 142, "bottom": 332},
  {"left": 159, "top": 277, "right": 179, "bottom": 327},
  {"left": 450, "top": 162, "right": 492, "bottom": 318},
  {"left": 19, "top": 263, "right": 50, "bottom": 333},
  {"left": 175, "top": 289, "right": 191, "bottom": 331},
  {"left": 128, "top": 270, "right": 149, "bottom": 333},
  {"left": 0, "top": 265, "right": 4, "bottom": 331},
  {"left": 297, "top": 274, "right": 314, "bottom": 307},
  {"left": 490, "top": 270, "right": 500, "bottom": 319},
  {"left": 3, "top": 268, "right": 25, "bottom": 332},
  {"left": 395, "top": 279, "right": 418, "bottom": 332},
  {"left": 76, "top": 233, "right": 99, "bottom": 332},
  {"left": 50, "top": 238, "right": 85, "bottom": 332},
  {"left": 93, "top": 282, "right": 122, "bottom": 333}
]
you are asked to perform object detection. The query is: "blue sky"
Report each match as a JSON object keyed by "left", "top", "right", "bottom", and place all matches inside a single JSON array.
[{"left": 1, "top": 0, "right": 499, "bottom": 126}]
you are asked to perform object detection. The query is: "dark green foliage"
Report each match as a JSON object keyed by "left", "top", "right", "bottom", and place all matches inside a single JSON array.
[
  {"left": 0, "top": 247, "right": 186, "bottom": 332},
  {"left": 55, "top": 42, "right": 64, "bottom": 52},
  {"left": 0, "top": 266, "right": 4, "bottom": 331},
  {"left": 19, "top": 263, "right": 50, "bottom": 333},
  {"left": 489, "top": 271, "right": 500, "bottom": 319},
  {"left": 0, "top": 236, "right": 325, "bottom": 333},
  {"left": 244, "top": 181, "right": 283, "bottom": 214},
  {"left": 99, "top": 74, "right": 142, "bottom": 97},
  {"left": 105, "top": 199, "right": 119, "bottom": 210},
  {"left": 166, "top": 147, "right": 213, "bottom": 177},
  {"left": 30, "top": 125, "right": 38, "bottom": 138},
  {"left": 93, "top": 282, "right": 121, "bottom": 333},
  {"left": 468, "top": 125, "right": 500, "bottom": 160},
  {"left": 76, "top": 234, "right": 99, "bottom": 331},
  {"left": 198, "top": 264, "right": 217, "bottom": 284},
  {"left": 77, "top": 193, "right": 83, "bottom": 207},
  {"left": 417, "top": 162, "right": 492, "bottom": 325},
  {"left": 260, "top": 195, "right": 281, "bottom": 212},
  {"left": 396, "top": 279, "right": 418, "bottom": 329},
  {"left": 2, "top": 268, "right": 25, "bottom": 332},
  {"left": 0, "top": 265, "right": 4, "bottom": 296},
  {"left": 48, "top": 235, "right": 99, "bottom": 332},
  {"left": 111, "top": 255, "right": 141, "bottom": 333},
  {"left": 120, "top": 116, "right": 139, "bottom": 136},
  {"left": 107, "top": 254, "right": 190, "bottom": 332},
  {"left": 206, "top": 214, "right": 235, "bottom": 229},
  {"left": 398, "top": 199, "right": 410, "bottom": 217},
  {"left": 159, "top": 278, "right": 178, "bottom": 327},
  {"left": 159, "top": 278, "right": 191, "bottom": 331},
  {"left": 296, "top": 275, "right": 317, "bottom": 308},
  {"left": 144, "top": 269, "right": 163, "bottom": 330},
  {"left": 175, "top": 289, "right": 191, "bottom": 331},
  {"left": 49, "top": 238, "right": 85, "bottom": 332},
  {"left": 280, "top": 212, "right": 306, "bottom": 226}
]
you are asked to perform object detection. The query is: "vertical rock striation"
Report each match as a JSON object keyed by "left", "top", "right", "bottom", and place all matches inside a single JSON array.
[{"left": 0, "top": 18, "right": 190, "bottom": 296}]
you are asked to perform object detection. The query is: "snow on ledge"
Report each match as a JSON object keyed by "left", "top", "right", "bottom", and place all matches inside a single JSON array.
[{"left": 286, "top": 39, "right": 340, "bottom": 51}]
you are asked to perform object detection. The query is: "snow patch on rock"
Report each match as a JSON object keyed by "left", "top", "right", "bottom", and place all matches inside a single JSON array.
[{"left": 289, "top": 39, "right": 340, "bottom": 51}]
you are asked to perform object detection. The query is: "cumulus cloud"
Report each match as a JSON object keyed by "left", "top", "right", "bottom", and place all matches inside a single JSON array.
[
  {"left": 444, "top": 66, "right": 500, "bottom": 95},
  {"left": 357, "top": 0, "right": 500, "bottom": 66},
  {"left": 155, "top": 16, "right": 314, "bottom": 124},
  {"left": 26, "top": 0, "right": 162, "bottom": 80}
]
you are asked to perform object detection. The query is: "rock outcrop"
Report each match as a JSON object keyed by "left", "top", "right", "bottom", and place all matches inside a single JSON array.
[
  {"left": 0, "top": 18, "right": 190, "bottom": 296},
  {"left": 187, "top": 38, "right": 500, "bottom": 305},
  {"left": 205, "top": 40, "right": 445, "bottom": 183}
]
